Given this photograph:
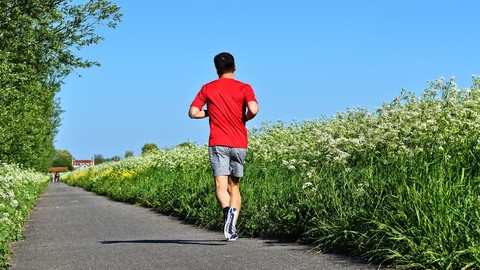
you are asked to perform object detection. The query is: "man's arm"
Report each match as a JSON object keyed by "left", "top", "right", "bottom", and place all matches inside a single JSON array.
[
  {"left": 189, "top": 106, "right": 209, "bottom": 119},
  {"left": 244, "top": 101, "right": 258, "bottom": 122}
]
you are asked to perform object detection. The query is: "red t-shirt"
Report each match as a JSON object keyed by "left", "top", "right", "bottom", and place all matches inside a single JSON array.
[{"left": 191, "top": 78, "right": 257, "bottom": 148}]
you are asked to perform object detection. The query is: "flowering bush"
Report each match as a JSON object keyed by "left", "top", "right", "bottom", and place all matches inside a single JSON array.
[
  {"left": 64, "top": 76, "right": 480, "bottom": 269},
  {"left": 0, "top": 163, "right": 48, "bottom": 269}
]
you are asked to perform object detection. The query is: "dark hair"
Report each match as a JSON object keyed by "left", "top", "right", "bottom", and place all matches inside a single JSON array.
[{"left": 214, "top": 52, "right": 235, "bottom": 75}]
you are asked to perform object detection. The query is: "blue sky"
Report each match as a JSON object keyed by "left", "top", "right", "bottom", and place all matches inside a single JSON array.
[{"left": 56, "top": 0, "right": 480, "bottom": 159}]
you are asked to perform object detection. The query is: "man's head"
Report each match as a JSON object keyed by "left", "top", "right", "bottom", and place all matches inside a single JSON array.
[{"left": 214, "top": 52, "right": 236, "bottom": 76}]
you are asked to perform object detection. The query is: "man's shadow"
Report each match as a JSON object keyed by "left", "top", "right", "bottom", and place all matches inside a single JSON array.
[{"left": 100, "top": 239, "right": 227, "bottom": 246}]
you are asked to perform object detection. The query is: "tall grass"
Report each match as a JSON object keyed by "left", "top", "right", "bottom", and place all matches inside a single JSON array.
[
  {"left": 0, "top": 163, "right": 49, "bottom": 269},
  {"left": 64, "top": 76, "right": 480, "bottom": 269}
]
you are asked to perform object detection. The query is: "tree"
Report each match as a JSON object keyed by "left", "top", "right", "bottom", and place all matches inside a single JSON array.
[
  {"left": 0, "top": 0, "right": 122, "bottom": 171},
  {"left": 109, "top": 156, "right": 121, "bottom": 162},
  {"left": 142, "top": 143, "right": 159, "bottom": 154},
  {"left": 177, "top": 141, "right": 196, "bottom": 148},
  {"left": 94, "top": 154, "right": 106, "bottom": 165},
  {"left": 51, "top": 149, "right": 74, "bottom": 170},
  {"left": 124, "top": 150, "right": 134, "bottom": 159}
]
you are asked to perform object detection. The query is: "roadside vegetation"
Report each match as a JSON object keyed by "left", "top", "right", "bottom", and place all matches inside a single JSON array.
[
  {"left": 62, "top": 77, "right": 480, "bottom": 269},
  {"left": 0, "top": 164, "right": 48, "bottom": 269},
  {"left": 0, "top": 0, "right": 121, "bottom": 171}
]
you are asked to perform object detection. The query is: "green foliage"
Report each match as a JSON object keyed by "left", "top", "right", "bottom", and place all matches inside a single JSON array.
[
  {"left": 108, "top": 156, "right": 121, "bottom": 162},
  {"left": 0, "top": 0, "right": 122, "bottom": 171},
  {"left": 93, "top": 154, "right": 122, "bottom": 164},
  {"left": 52, "top": 149, "right": 73, "bottom": 170},
  {"left": 124, "top": 150, "right": 134, "bottom": 159},
  {"left": 63, "top": 77, "right": 480, "bottom": 269},
  {"left": 141, "top": 143, "right": 159, "bottom": 155},
  {"left": 177, "top": 141, "right": 196, "bottom": 148},
  {"left": 94, "top": 154, "right": 106, "bottom": 165},
  {"left": 0, "top": 163, "right": 49, "bottom": 269}
]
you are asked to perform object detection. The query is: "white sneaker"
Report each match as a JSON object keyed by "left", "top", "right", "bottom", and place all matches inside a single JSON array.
[
  {"left": 228, "top": 231, "right": 239, "bottom": 242},
  {"left": 224, "top": 207, "right": 237, "bottom": 239}
]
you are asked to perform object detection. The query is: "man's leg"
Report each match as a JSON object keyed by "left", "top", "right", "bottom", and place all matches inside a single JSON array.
[
  {"left": 216, "top": 175, "right": 241, "bottom": 239},
  {"left": 228, "top": 175, "right": 241, "bottom": 225},
  {"left": 215, "top": 175, "right": 230, "bottom": 209},
  {"left": 216, "top": 175, "right": 234, "bottom": 239},
  {"left": 215, "top": 176, "right": 241, "bottom": 217}
]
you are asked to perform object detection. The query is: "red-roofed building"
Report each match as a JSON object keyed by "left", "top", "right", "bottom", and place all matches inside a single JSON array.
[{"left": 72, "top": 159, "right": 94, "bottom": 170}]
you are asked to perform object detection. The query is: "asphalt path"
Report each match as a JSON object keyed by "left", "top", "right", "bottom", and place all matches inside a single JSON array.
[{"left": 9, "top": 182, "right": 378, "bottom": 270}]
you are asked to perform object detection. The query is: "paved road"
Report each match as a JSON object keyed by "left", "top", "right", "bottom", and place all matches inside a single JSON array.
[{"left": 9, "top": 182, "right": 377, "bottom": 270}]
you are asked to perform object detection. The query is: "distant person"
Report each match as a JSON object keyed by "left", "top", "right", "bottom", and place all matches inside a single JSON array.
[
  {"left": 54, "top": 171, "right": 60, "bottom": 182},
  {"left": 189, "top": 52, "right": 259, "bottom": 241}
]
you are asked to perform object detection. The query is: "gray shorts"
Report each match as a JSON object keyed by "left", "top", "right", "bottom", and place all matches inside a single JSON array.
[{"left": 208, "top": 146, "right": 247, "bottom": 177}]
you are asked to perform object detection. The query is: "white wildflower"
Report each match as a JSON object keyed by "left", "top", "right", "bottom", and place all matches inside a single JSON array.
[
  {"left": 0, "top": 217, "right": 11, "bottom": 225},
  {"left": 11, "top": 199, "right": 18, "bottom": 208},
  {"left": 302, "top": 182, "right": 313, "bottom": 189}
]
